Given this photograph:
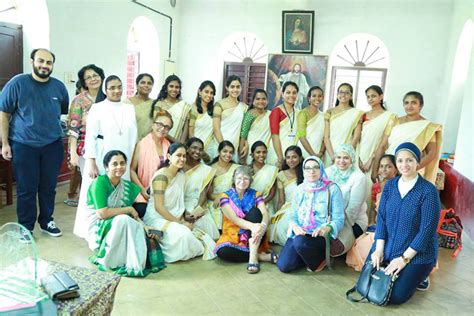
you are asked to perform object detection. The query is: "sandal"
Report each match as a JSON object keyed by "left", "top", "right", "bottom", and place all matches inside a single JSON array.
[
  {"left": 306, "top": 261, "right": 327, "bottom": 273},
  {"left": 64, "top": 199, "right": 79, "bottom": 207},
  {"left": 247, "top": 263, "right": 260, "bottom": 274},
  {"left": 270, "top": 251, "right": 279, "bottom": 264}
]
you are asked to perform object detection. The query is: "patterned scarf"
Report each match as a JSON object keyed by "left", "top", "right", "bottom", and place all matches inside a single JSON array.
[{"left": 330, "top": 144, "right": 356, "bottom": 186}]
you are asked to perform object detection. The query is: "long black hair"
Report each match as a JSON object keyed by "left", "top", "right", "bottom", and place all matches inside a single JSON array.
[
  {"left": 77, "top": 64, "right": 106, "bottom": 102},
  {"left": 335, "top": 83, "right": 355, "bottom": 107},
  {"left": 209, "top": 140, "right": 235, "bottom": 165},
  {"left": 248, "top": 89, "right": 268, "bottom": 111},
  {"left": 150, "top": 74, "right": 182, "bottom": 118},
  {"left": 281, "top": 145, "right": 304, "bottom": 185},
  {"left": 195, "top": 80, "right": 216, "bottom": 116},
  {"left": 365, "top": 85, "right": 386, "bottom": 110},
  {"left": 225, "top": 75, "right": 242, "bottom": 101},
  {"left": 250, "top": 140, "right": 267, "bottom": 165}
]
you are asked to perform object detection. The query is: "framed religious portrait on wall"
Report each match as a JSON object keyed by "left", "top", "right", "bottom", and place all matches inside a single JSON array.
[
  {"left": 282, "top": 10, "right": 314, "bottom": 54},
  {"left": 266, "top": 54, "right": 328, "bottom": 110}
]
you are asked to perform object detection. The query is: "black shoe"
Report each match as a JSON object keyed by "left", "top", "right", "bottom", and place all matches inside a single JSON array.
[
  {"left": 40, "top": 221, "right": 62, "bottom": 237},
  {"left": 19, "top": 230, "right": 34, "bottom": 244},
  {"left": 416, "top": 277, "right": 430, "bottom": 291}
]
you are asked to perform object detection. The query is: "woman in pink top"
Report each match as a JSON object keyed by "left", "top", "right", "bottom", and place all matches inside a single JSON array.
[{"left": 130, "top": 110, "right": 173, "bottom": 217}]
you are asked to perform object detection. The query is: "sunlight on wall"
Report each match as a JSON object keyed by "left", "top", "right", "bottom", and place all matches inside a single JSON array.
[{"left": 127, "top": 16, "right": 160, "bottom": 98}]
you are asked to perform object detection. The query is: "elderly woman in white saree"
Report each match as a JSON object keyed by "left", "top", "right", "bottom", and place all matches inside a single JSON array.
[
  {"left": 144, "top": 143, "right": 214, "bottom": 263},
  {"left": 188, "top": 81, "right": 216, "bottom": 160},
  {"left": 373, "top": 91, "right": 443, "bottom": 185},
  {"left": 269, "top": 146, "right": 304, "bottom": 245},
  {"left": 150, "top": 75, "right": 191, "bottom": 143},
  {"left": 89, "top": 150, "right": 165, "bottom": 277},
  {"left": 297, "top": 86, "right": 326, "bottom": 158},
  {"left": 238, "top": 89, "right": 272, "bottom": 164},
  {"left": 324, "top": 83, "right": 363, "bottom": 166},
  {"left": 267, "top": 81, "right": 300, "bottom": 167},
  {"left": 184, "top": 137, "right": 219, "bottom": 240},
  {"left": 74, "top": 75, "right": 137, "bottom": 250},
  {"left": 211, "top": 75, "right": 248, "bottom": 161}
]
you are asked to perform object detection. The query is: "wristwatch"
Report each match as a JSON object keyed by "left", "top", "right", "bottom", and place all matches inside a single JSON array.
[{"left": 401, "top": 254, "right": 411, "bottom": 264}]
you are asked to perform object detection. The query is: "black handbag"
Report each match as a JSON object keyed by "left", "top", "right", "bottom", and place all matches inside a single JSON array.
[
  {"left": 41, "top": 271, "right": 80, "bottom": 300},
  {"left": 346, "top": 261, "right": 398, "bottom": 306}
]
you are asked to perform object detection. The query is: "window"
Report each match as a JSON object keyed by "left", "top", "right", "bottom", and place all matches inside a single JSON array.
[{"left": 329, "top": 33, "right": 389, "bottom": 111}]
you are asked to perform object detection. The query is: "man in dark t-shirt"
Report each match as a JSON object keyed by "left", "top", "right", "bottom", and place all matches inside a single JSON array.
[{"left": 0, "top": 48, "right": 69, "bottom": 242}]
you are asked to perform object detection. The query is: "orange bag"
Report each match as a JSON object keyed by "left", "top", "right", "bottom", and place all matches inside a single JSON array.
[{"left": 346, "top": 232, "right": 375, "bottom": 271}]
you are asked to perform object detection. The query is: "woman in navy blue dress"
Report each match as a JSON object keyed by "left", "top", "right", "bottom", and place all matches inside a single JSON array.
[{"left": 370, "top": 142, "right": 440, "bottom": 304}]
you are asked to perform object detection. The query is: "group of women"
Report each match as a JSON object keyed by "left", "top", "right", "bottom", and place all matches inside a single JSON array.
[{"left": 68, "top": 64, "right": 442, "bottom": 305}]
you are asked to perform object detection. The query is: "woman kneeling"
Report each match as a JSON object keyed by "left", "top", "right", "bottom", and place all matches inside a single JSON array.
[
  {"left": 214, "top": 166, "right": 277, "bottom": 273},
  {"left": 277, "top": 156, "right": 344, "bottom": 273},
  {"left": 89, "top": 150, "right": 165, "bottom": 277}
]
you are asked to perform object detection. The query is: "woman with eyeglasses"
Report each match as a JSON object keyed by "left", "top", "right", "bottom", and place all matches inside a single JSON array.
[
  {"left": 130, "top": 110, "right": 173, "bottom": 218},
  {"left": 150, "top": 75, "right": 191, "bottom": 143},
  {"left": 66, "top": 64, "right": 106, "bottom": 206},
  {"left": 324, "top": 83, "right": 363, "bottom": 165},
  {"left": 277, "top": 156, "right": 344, "bottom": 273},
  {"left": 74, "top": 75, "right": 137, "bottom": 250},
  {"left": 124, "top": 73, "right": 155, "bottom": 141}
]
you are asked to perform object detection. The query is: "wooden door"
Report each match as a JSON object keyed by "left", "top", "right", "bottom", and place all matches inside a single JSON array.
[{"left": 0, "top": 22, "right": 23, "bottom": 89}]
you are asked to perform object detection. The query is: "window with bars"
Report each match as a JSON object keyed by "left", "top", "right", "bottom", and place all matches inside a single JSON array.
[
  {"left": 222, "top": 61, "right": 266, "bottom": 105},
  {"left": 329, "top": 66, "right": 387, "bottom": 111},
  {"left": 126, "top": 51, "right": 139, "bottom": 98}
]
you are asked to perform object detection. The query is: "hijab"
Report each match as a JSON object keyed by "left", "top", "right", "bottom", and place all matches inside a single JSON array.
[
  {"left": 302, "top": 156, "right": 330, "bottom": 192},
  {"left": 330, "top": 144, "right": 356, "bottom": 185}
]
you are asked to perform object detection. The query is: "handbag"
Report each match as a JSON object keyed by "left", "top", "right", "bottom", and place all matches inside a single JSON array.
[
  {"left": 41, "top": 271, "right": 80, "bottom": 300},
  {"left": 437, "top": 208, "right": 463, "bottom": 257},
  {"left": 346, "top": 261, "right": 398, "bottom": 306}
]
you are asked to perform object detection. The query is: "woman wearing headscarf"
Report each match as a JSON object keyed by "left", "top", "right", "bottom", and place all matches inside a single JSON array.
[
  {"left": 370, "top": 142, "right": 440, "bottom": 304},
  {"left": 277, "top": 156, "right": 344, "bottom": 273},
  {"left": 326, "top": 144, "right": 369, "bottom": 243}
]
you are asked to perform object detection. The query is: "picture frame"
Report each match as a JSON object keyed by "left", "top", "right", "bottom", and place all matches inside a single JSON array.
[
  {"left": 266, "top": 54, "right": 328, "bottom": 110},
  {"left": 282, "top": 10, "right": 314, "bottom": 54}
]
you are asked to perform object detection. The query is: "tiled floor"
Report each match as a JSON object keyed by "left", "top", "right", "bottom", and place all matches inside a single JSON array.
[{"left": 1, "top": 183, "right": 473, "bottom": 315}]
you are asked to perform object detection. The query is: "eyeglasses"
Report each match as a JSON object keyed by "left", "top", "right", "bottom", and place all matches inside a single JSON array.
[
  {"left": 154, "top": 122, "right": 172, "bottom": 131},
  {"left": 338, "top": 91, "right": 352, "bottom": 96},
  {"left": 303, "top": 166, "right": 320, "bottom": 172},
  {"left": 235, "top": 176, "right": 251, "bottom": 182},
  {"left": 84, "top": 74, "right": 100, "bottom": 81}
]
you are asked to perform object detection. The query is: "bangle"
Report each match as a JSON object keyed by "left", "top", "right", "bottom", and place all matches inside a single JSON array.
[{"left": 260, "top": 222, "right": 267, "bottom": 228}]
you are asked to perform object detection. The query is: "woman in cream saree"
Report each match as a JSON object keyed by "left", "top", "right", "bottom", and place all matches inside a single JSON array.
[
  {"left": 373, "top": 91, "right": 443, "bottom": 185},
  {"left": 297, "top": 87, "right": 326, "bottom": 158},
  {"left": 324, "top": 83, "right": 363, "bottom": 166}
]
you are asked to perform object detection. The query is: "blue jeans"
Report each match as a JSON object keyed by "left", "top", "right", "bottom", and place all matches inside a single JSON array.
[
  {"left": 389, "top": 262, "right": 434, "bottom": 304},
  {"left": 277, "top": 235, "right": 326, "bottom": 273},
  {"left": 11, "top": 139, "right": 64, "bottom": 230}
]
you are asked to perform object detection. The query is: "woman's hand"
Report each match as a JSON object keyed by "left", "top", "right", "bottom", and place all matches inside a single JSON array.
[
  {"left": 292, "top": 225, "right": 306, "bottom": 236},
  {"left": 127, "top": 207, "right": 139, "bottom": 220},
  {"left": 213, "top": 197, "right": 220, "bottom": 208},
  {"left": 144, "top": 226, "right": 161, "bottom": 241},
  {"left": 141, "top": 188, "right": 150, "bottom": 201},
  {"left": 312, "top": 225, "right": 331, "bottom": 237},
  {"left": 249, "top": 223, "right": 265, "bottom": 238},
  {"left": 371, "top": 249, "right": 384, "bottom": 270},
  {"left": 88, "top": 159, "right": 99, "bottom": 178},
  {"left": 239, "top": 142, "right": 248, "bottom": 160},
  {"left": 70, "top": 151, "right": 79, "bottom": 168},
  {"left": 183, "top": 211, "right": 196, "bottom": 223},
  {"left": 384, "top": 257, "right": 407, "bottom": 276}
]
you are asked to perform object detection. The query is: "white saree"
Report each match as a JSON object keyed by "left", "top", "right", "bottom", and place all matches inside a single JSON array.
[
  {"left": 267, "top": 112, "right": 300, "bottom": 166},
  {"left": 299, "top": 112, "right": 325, "bottom": 158},
  {"left": 157, "top": 100, "right": 191, "bottom": 140},
  {"left": 250, "top": 165, "right": 278, "bottom": 215},
  {"left": 184, "top": 163, "right": 219, "bottom": 240},
  {"left": 245, "top": 111, "right": 272, "bottom": 164}
]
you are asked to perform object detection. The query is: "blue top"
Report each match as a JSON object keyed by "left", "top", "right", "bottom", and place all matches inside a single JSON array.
[
  {"left": 288, "top": 182, "right": 345, "bottom": 239},
  {"left": 0, "top": 74, "right": 69, "bottom": 147},
  {"left": 374, "top": 175, "right": 440, "bottom": 264}
]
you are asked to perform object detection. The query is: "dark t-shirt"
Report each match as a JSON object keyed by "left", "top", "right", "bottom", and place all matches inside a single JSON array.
[{"left": 0, "top": 74, "right": 69, "bottom": 147}]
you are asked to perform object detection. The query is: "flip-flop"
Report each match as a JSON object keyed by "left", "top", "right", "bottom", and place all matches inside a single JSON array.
[
  {"left": 64, "top": 199, "right": 79, "bottom": 207},
  {"left": 247, "top": 263, "right": 260, "bottom": 274}
]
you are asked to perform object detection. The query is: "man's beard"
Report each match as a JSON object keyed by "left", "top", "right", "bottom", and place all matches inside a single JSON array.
[{"left": 33, "top": 66, "right": 52, "bottom": 79}]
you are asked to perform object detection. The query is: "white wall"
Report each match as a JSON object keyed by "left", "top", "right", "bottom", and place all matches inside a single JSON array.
[
  {"left": 46, "top": 0, "right": 181, "bottom": 97},
  {"left": 177, "top": 0, "right": 453, "bottom": 122}
]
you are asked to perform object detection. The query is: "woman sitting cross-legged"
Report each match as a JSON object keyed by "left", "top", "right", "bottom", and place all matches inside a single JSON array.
[
  {"left": 369, "top": 142, "right": 440, "bottom": 304},
  {"left": 277, "top": 156, "right": 344, "bottom": 273},
  {"left": 214, "top": 166, "right": 278, "bottom": 274},
  {"left": 144, "top": 143, "right": 212, "bottom": 263},
  {"left": 89, "top": 150, "right": 165, "bottom": 277}
]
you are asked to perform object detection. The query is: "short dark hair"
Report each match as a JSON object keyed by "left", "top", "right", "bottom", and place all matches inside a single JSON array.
[
  {"left": 103, "top": 150, "right": 127, "bottom": 169},
  {"left": 136, "top": 73, "right": 154, "bottom": 86},
  {"left": 30, "top": 48, "right": 56, "bottom": 63},
  {"left": 403, "top": 91, "right": 424, "bottom": 107},
  {"left": 282, "top": 81, "right": 299, "bottom": 93},
  {"left": 186, "top": 137, "right": 204, "bottom": 148},
  {"left": 77, "top": 64, "right": 106, "bottom": 102}
]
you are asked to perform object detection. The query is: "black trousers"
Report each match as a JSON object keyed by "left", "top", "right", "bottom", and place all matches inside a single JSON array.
[
  {"left": 216, "top": 207, "right": 263, "bottom": 263},
  {"left": 277, "top": 235, "right": 326, "bottom": 272},
  {"left": 133, "top": 202, "right": 147, "bottom": 218}
]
